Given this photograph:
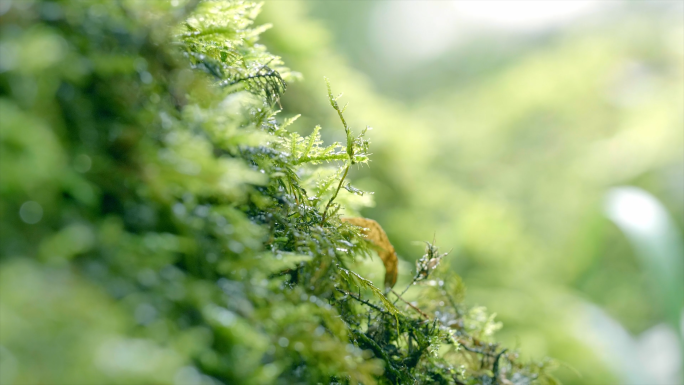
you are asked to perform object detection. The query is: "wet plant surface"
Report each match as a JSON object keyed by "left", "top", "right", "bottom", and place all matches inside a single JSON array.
[{"left": 0, "top": 1, "right": 558, "bottom": 384}]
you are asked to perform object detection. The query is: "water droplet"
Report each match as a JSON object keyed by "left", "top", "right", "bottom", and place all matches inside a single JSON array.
[
  {"left": 134, "top": 303, "right": 157, "bottom": 325},
  {"left": 140, "top": 71, "right": 153, "bottom": 84},
  {"left": 172, "top": 203, "right": 186, "bottom": 217},
  {"left": 41, "top": 2, "right": 63, "bottom": 21},
  {"left": 73, "top": 154, "right": 92, "bottom": 173},
  {"left": 228, "top": 241, "right": 244, "bottom": 253},
  {"left": 137, "top": 269, "right": 158, "bottom": 287},
  {"left": 19, "top": 201, "right": 43, "bottom": 224},
  {"left": 195, "top": 205, "right": 209, "bottom": 217},
  {"left": 174, "top": 366, "right": 202, "bottom": 385}
]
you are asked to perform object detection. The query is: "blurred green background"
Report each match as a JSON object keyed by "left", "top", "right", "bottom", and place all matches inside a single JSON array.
[{"left": 256, "top": 1, "right": 684, "bottom": 384}]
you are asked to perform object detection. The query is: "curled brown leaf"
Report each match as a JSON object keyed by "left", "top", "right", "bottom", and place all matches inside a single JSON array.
[{"left": 341, "top": 217, "right": 398, "bottom": 290}]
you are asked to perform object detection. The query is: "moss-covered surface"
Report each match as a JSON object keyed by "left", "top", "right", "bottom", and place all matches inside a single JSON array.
[{"left": 0, "top": 1, "right": 557, "bottom": 384}]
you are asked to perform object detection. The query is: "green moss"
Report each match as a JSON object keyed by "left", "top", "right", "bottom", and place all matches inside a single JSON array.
[{"left": 0, "top": 1, "right": 557, "bottom": 384}]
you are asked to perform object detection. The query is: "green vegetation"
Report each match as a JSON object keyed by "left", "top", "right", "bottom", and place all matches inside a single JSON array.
[
  {"left": 255, "top": 2, "right": 684, "bottom": 384},
  {"left": 0, "top": 1, "right": 560, "bottom": 384}
]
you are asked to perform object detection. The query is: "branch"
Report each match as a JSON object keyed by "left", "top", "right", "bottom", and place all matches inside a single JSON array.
[
  {"left": 390, "top": 289, "right": 429, "bottom": 319},
  {"left": 335, "top": 287, "right": 392, "bottom": 316},
  {"left": 392, "top": 277, "right": 417, "bottom": 305},
  {"left": 351, "top": 329, "right": 403, "bottom": 382},
  {"left": 456, "top": 339, "right": 499, "bottom": 358}
]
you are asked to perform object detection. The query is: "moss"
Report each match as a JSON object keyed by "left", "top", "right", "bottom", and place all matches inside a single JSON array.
[{"left": 0, "top": 1, "right": 557, "bottom": 384}]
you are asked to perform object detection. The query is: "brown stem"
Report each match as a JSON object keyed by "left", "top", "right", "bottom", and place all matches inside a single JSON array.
[
  {"left": 391, "top": 289, "right": 429, "bottom": 319},
  {"left": 393, "top": 276, "right": 419, "bottom": 305}
]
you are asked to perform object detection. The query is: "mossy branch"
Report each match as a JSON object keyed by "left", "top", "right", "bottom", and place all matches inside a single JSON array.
[
  {"left": 335, "top": 287, "right": 392, "bottom": 317},
  {"left": 351, "top": 329, "right": 403, "bottom": 382}
]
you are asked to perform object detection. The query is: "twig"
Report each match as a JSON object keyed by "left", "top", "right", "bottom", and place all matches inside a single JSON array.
[
  {"left": 390, "top": 289, "right": 429, "bottom": 319},
  {"left": 392, "top": 277, "right": 418, "bottom": 305},
  {"left": 456, "top": 339, "right": 498, "bottom": 358},
  {"left": 335, "top": 287, "right": 391, "bottom": 316}
]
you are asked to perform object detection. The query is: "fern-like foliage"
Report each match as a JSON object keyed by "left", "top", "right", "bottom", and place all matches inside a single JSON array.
[{"left": 177, "top": 0, "right": 299, "bottom": 104}]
